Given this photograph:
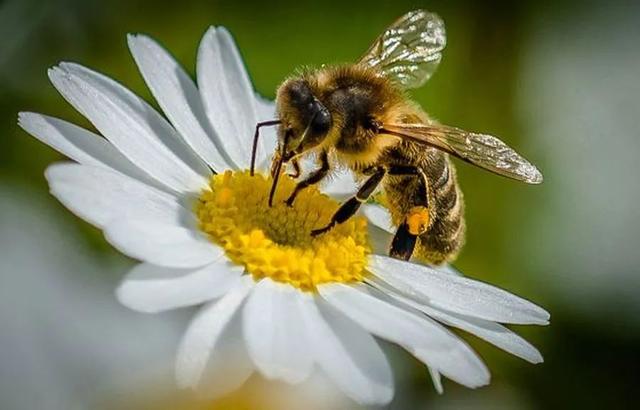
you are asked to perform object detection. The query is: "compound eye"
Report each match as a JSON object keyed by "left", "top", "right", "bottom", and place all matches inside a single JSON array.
[{"left": 310, "top": 103, "right": 331, "bottom": 134}]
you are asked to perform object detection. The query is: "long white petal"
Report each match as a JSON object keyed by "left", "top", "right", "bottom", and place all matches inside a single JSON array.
[
  {"left": 127, "top": 34, "right": 230, "bottom": 172},
  {"left": 242, "top": 279, "right": 313, "bottom": 383},
  {"left": 18, "top": 112, "right": 161, "bottom": 188},
  {"left": 428, "top": 367, "right": 444, "bottom": 394},
  {"left": 197, "top": 309, "right": 254, "bottom": 398},
  {"left": 370, "top": 278, "right": 543, "bottom": 364},
  {"left": 437, "top": 264, "right": 464, "bottom": 276},
  {"left": 197, "top": 27, "right": 259, "bottom": 169},
  {"left": 319, "top": 283, "right": 490, "bottom": 389},
  {"left": 217, "top": 28, "right": 264, "bottom": 163},
  {"left": 302, "top": 296, "right": 393, "bottom": 405},
  {"left": 104, "top": 219, "right": 222, "bottom": 268},
  {"left": 45, "top": 163, "right": 188, "bottom": 229},
  {"left": 362, "top": 204, "right": 395, "bottom": 234},
  {"left": 176, "top": 277, "right": 253, "bottom": 389},
  {"left": 367, "top": 223, "right": 392, "bottom": 256},
  {"left": 369, "top": 255, "right": 550, "bottom": 325},
  {"left": 427, "top": 308, "right": 543, "bottom": 364},
  {"left": 321, "top": 170, "right": 359, "bottom": 201},
  {"left": 116, "top": 260, "right": 244, "bottom": 313},
  {"left": 253, "top": 92, "right": 278, "bottom": 167},
  {"left": 49, "top": 63, "right": 209, "bottom": 193}
]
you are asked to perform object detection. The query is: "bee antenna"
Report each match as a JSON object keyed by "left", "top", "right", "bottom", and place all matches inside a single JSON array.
[
  {"left": 268, "top": 148, "right": 286, "bottom": 207},
  {"left": 268, "top": 131, "right": 290, "bottom": 207},
  {"left": 250, "top": 120, "right": 281, "bottom": 176}
]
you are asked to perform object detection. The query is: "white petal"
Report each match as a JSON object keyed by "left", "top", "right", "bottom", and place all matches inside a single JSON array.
[
  {"left": 319, "top": 283, "right": 490, "bottom": 389},
  {"left": 217, "top": 28, "right": 265, "bottom": 164},
  {"left": 371, "top": 278, "right": 543, "bottom": 364},
  {"left": 127, "top": 34, "right": 231, "bottom": 172},
  {"left": 197, "top": 308, "right": 254, "bottom": 398},
  {"left": 254, "top": 92, "right": 278, "bottom": 166},
  {"left": 302, "top": 296, "right": 393, "bottom": 405},
  {"left": 104, "top": 219, "right": 223, "bottom": 268},
  {"left": 436, "top": 264, "right": 464, "bottom": 276},
  {"left": 18, "top": 112, "right": 161, "bottom": 188},
  {"left": 428, "top": 367, "right": 444, "bottom": 394},
  {"left": 367, "top": 223, "right": 392, "bottom": 256},
  {"left": 116, "top": 260, "right": 244, "bottom": 313},
  {"left": 242, "top": 279, "right": 313, "bottom": 383},
  {"left": 197, "top": 27, "right": 259, "bottom": 169},
  {"left": 362, "top": 204, "right": 395, "bottom": 234},
  {"left": 49, "top": 63, "right": 209, "bottom": 193},
  {"left": 45, "top": 163, "right": 187, "bottom": 228},
  {"left": 176, "top": 277, "right": 253, "bottom": 389},
  {"left": 321, "top": 170, "right": 358, "bottom": 200},
  {"left": 427, "top": 307, "right": 543, "bottom": 364},
  {"left": 369, "top": 255, "right": 550, "bottom": 325}
]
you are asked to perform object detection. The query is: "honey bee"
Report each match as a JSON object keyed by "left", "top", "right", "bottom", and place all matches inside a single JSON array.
[{"left": 250, "top": 9, "right": 543, "bottom": 265}]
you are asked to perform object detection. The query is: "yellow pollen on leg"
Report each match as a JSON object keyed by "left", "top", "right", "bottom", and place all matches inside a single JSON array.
[
  {"left": 406, "top": 206, "right": 430, "bottom": 236},
  {"left": 196, "top": 170, "right": 371, "bottom": 292}
]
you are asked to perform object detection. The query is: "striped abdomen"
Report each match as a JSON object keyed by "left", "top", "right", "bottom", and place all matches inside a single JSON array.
[
  {"left": 415, "top": 152, "right": 465, "bottom": 265},
  {"left": 382, "top": 144, "right": 465, "bottom": 265}
]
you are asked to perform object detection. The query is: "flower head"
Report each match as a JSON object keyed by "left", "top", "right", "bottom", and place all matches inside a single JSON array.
[{"left": 19, "top": 26, "right": 549, "bottom": 405}]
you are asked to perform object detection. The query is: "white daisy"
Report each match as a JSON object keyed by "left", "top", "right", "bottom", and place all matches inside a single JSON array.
[{"left": 19, "top": 26, "right": 549, "bottom": 405}]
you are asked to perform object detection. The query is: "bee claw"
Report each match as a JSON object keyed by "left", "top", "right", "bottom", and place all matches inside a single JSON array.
[
  {"left": 311, "top": 225, "right": 333, "bottom": 237},
  {"left": 285, "top": 193, "right": 296, "bottom": 207}
]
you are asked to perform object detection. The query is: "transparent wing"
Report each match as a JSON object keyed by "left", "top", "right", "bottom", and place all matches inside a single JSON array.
[
  {"left": 382, "top": 123, "right": 543, "bottom": 184},
  {"left": 359, "top": 9, "right": 446, "bottom": 89}
]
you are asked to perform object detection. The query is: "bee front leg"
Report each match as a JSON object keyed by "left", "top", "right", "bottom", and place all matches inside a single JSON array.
[
  {"left": 285, "top": 151, "right": 329, "bottom": 207},
  {"left": 311, "top": 166, "right": 386, "bottom": 237},
  {"left": 288, "top": 158, "right": 302, "bottom": 179}
]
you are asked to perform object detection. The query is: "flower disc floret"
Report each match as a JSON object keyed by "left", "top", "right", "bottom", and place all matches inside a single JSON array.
[{"left": 196, "top": 171, "right": 370, "bottom": 291}]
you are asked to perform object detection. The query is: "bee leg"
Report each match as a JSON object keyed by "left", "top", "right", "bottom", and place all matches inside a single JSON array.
[
  {"left": 311, "top": 166, "right": 385, "bottom": 236},
  {"left": 286, "top": 151, "right": 329, "bottom": 207},
  {"left": 390, "top": 223, "right": 417, "bottom": 261},
  {"left": 287, "top": 158, "right": 302, "bottom": 179},
  {"left": 387, "top": 165, "right": 431, "bottom": 261}
]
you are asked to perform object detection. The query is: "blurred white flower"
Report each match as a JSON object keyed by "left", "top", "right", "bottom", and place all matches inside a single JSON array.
[
  {"left": 0, "top": 184, "right": 181, "bottom": 409},
  {"left": 19, "top": 27, "right": 549, "bottom": 405}
]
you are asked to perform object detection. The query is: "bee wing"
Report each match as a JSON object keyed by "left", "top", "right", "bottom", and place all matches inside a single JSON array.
[
  {"left": 358, "top": 9, "right": 446, "bottom": 89},
  {"left": 382, "top": 123, "right": 544, "bottom": 184}
]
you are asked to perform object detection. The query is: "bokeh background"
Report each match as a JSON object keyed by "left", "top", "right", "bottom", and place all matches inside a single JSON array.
[{"left": 1, "top": 0, "right": 639, "bottom": 408}]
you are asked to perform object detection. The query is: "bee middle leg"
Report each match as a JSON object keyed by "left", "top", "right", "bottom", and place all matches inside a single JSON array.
[
  {"left": 387, "top": 165, "right": 431, "bottom": 261},
  {"left": 285, "top": 151, "right": 329, "bottom": 207},
  {"left": 287, "top": 157, "right": 302, "bottom": 179},
  {"left": 311, "top": 166, "right": 385, "bottom": 237}
]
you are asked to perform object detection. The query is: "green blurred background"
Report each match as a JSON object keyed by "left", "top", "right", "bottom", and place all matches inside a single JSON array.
[{"left": 1, "top": 0, "right": 639, "bottom": 408}]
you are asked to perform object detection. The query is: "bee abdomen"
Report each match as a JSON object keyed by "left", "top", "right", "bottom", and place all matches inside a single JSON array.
[{"left": 416, "top": 158, "right": 466, "bottom": 264}]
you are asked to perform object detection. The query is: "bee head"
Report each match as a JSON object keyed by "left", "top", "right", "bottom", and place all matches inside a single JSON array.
[{"left": 276, "top": 79, "right": 332, "bottom": 158}]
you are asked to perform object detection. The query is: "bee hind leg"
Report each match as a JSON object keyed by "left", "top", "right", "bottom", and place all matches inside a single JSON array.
[
  {"left": 390, "top": 223, "right": 417, "bottom": 261},
  {"left": 386, "top": 165, "right": 431, "bottom": 261},
  {"left": 389, "top": 206, "right": 430, "bottom": 260}
]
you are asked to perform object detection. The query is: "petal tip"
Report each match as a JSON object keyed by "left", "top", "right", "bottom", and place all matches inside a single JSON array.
[
  {"left": 531, "top": 353, "right": 544, "bottom": 364},
  {"left": 47, "top": 65, "right": 64, "bottom": 81},
  {"left": 16, "top": 111, "right": 31, "bottom": 128},
  {"left": 203, "top": 25, "right": 217, "bottom": 38},
  {"left": 127, "top": 32, "right": 153, "bottom": 47}
]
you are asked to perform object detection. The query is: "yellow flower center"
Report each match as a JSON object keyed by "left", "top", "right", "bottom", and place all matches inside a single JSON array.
[{"left": 196, "top": 171, "right": 370, "bottom": 292}]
